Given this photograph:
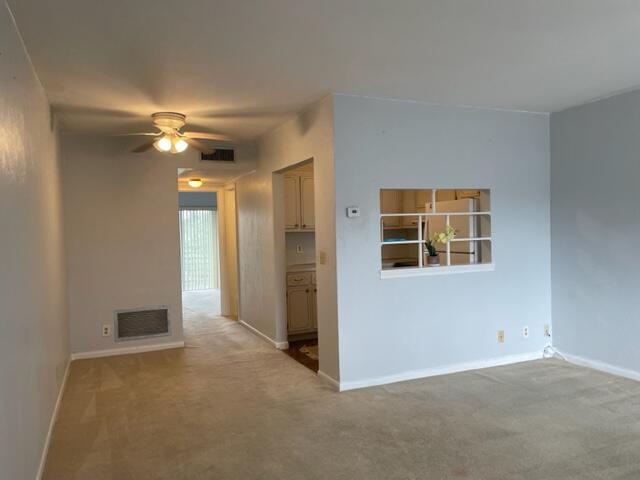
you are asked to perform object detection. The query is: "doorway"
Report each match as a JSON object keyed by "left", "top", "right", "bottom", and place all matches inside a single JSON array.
[
  {"left": 178, "top": 191, "right": 221, "bottom": 326},
  {"left": 275, "top": 160, "right": 319, "bottom": 372}
]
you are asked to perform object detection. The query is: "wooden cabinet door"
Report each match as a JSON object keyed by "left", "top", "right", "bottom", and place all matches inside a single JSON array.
[
  {"left": 309, "top": 286, "right": 317, "bottom": 329},
  {"left": 380, "top": 190, "right": 402, "bottom": 227},
  {"left": 300, "top": 174, "right": 315, "bottom": 230},
  {"left": 415, "top": 190, "right": 431, "bottom": 210},
  {"left": 287, "top": 286, "right": 313, "bottom": 333},
  {"left": 284, "top": 175, "right": 300, "bottom": 230}
]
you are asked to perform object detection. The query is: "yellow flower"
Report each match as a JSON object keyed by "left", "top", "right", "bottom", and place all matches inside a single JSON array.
[{"left": 433, "top": 225, "right": 456, "bottom": 244}]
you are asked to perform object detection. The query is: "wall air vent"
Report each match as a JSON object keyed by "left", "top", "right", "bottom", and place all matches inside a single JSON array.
[
  {"left": 201, "top": 149, "right": 235, "bottom": 162},
  {"left": 115, "top": 306, "right": 169, "bottom": 341}
]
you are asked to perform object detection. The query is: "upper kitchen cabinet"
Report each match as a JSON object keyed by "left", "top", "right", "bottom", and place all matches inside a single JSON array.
[
  {"left": 300, "top": 174, "right": 315, "bottom": 230},
  {"left": 380, "top": 189, "right": 402, "bottom": 227},
  {"left": 285, "top": 171, "right": 315, "bottom": 232},
  {"left": 284, "top": 174, "right": 301, "bottom": 230}
]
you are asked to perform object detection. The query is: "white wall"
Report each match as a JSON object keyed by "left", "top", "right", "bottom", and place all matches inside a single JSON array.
[
  {"left": 285, "top": 232, "right": 316, "bottom": 266},
  {"left": 551, "top": 89, "right": 640, "bottom": 377},
  {"left": 236, "top": 96, "right": 340, "bottom": 379},
  {"left": 61, "top": 135, "right": 255, "bottom": 354},
  {"left": 0, "top": 3, "right": 69, "bottom": 478},
  {"left": 332, "top": 94, "right": 551, "bottom": 386}
]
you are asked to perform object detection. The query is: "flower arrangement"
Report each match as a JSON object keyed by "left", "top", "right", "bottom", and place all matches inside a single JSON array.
[
  {"left": 425, "top": 225, "right": 456, "bottom": 265},
  {"left": 433, "top": 224, "right": 456, "bottom": 245}
]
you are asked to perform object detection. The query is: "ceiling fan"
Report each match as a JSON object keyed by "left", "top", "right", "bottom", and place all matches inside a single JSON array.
[{"left": 118, "top": 112, "right": 234, "bottom": 154}]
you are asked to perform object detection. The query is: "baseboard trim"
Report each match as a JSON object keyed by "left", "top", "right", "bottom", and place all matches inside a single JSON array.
[
  {"left": 317, "top": 370, "right": 340, "bottom": 391},
  {"left": 337, "top": 351, "right": 544, "bottom": 392},
  {"left": 70, "top": 341, "right": 185, "bottom": 360},
  {"left": 239, "top": 320, "right": 289, "bottom": 350},
  {"left": 560, "top": 351, "right": 640, "bottom": 382},
  {"left": 37, "top": 357, "right": 71, "bottom": 479}
]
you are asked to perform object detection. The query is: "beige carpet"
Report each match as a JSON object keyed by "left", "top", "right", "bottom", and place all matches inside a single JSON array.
[{"left": 43, "top": 302, "right": 640, "bottom": 479}]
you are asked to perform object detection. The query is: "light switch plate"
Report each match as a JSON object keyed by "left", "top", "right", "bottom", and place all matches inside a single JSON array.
[
  {"left": 319, "top": 250, "right": 327, "bottom": 265},
  {"left": 346, "top": 206, "right": 360, "bottom": 218}
]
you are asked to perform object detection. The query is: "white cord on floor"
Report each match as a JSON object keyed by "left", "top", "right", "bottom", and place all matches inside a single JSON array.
[{"left": 543, "top": 344, "right": 566, "bottom": 361}]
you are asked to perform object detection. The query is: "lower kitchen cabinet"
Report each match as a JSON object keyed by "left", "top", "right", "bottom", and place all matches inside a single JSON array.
[{"left": 286, "top": 272, "right": 317, "bottom": 334}]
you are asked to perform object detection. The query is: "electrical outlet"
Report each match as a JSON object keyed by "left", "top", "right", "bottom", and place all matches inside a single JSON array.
[
  {"left": 102, "top": 324, "right": 111, "bottom": 337},
  {"left": 544, "top": 324, "right": 551, "bottom": 337},
  {"left": 523, "top": 326, "right": 529, "bottom": 338},
  {"left": 296, "top": 244, "right": 302, "bottom": 254},
  {"left": 497, "top": 330, "right": 505, "bottom": 343}
]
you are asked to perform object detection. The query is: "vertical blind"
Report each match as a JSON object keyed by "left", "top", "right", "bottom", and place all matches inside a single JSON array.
[{"left": 179, "top": 208, "right": 219, "bottom": 291}]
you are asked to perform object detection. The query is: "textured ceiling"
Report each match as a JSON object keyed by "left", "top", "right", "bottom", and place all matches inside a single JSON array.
[{"left": 9, "top": 0, "right": 640, "bottom": 140}]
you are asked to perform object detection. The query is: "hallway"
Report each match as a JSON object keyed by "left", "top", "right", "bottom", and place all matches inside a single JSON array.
[
  {"left": 43, "top": 305, "right": 640, "bottom": 479},
  {"left": 181, "top": 289, "right": 221, "bottom": 337}
]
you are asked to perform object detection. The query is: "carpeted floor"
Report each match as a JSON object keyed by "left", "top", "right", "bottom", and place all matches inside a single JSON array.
[{"left": 43, "top": 299, "right": 640, "bottom": 479}]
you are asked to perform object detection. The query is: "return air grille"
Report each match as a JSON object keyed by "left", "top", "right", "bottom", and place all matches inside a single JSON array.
[
  {"left": 115, "top": 307, "right": 169, "bottom": 341},
  {"left": 201, "top": 149, "right": 235, "bottom": 162}
]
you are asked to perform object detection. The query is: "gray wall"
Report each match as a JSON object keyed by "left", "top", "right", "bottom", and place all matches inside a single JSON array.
[
  {"left": 236, "top": 97, "right": 340, "bottom": 379},
  {"left": 551, "top": 89, "right": 640, "bottom": 375},
  {"left": 61, "top": 136, "right": 256, "bottom": 354},
  {"left": 333, "top": 95, "right": 551, "bottom": 385},
  {"left": 178, "top": 191, "right": 217, "bottom": 208},
  {"left": 0, "top": 3, "right": 69, "bottom": 478}
]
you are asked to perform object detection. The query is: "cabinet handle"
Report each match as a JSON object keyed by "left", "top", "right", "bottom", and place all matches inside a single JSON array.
[
  {"left": 306, "top": 289, "right": 309, "bottom": 293},
  {"left": 314, "top": 289, "right": 317, "bottom": 292},
  {"left": 302, "top": 224, "right": 306, "bottom": 228},
  {"left": 295, "top": 224, "right": 299, "bottom": 228}
]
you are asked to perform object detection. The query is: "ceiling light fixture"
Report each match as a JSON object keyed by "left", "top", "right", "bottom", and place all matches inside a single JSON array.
[
  {"left": 154, "top": 134, "right": 189, "bottom": 154},
  {"left": 154, "top": 135, "right": 172, "bottom": 152},
  {"left": 174, "top": 138, "right": 188, "bottom": 153},
  {"left": 188, "top": 178, "right": 203, "bottom": 188}
]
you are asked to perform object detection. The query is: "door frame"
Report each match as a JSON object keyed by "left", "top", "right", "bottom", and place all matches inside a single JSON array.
[
  {"left": 272, "top": 158, "right": 315, "bottom": 349},
  {"left": 177, "top": 183, "right": 241, "bottom": 320}
]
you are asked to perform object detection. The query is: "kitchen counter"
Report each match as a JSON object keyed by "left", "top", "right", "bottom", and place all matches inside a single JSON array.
[{"left": 287, "top": 263, "right": 316, "bottom": 272}]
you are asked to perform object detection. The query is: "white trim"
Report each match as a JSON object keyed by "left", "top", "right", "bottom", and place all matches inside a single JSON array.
[
  {"left": 560, "top": 351, "right": 640, "bottom": 382},
  {"left": 381, "top": 211, "right": 491, "bottom": 217},
  {"left": 37, "top": 358, "right": 71, "bottom": 480},
  {"left": 337, "top": 351, "right": 543, "bottom": 392},
  {"left": 239, "top": 320, "right": 289, "bottom": 350},
  {"left": 317, "top": 370, "right": 340, "bottom": 391},
  {"left": 70, "top": 341, "right": 184, "bottom": 360},
  {"left": 380, "top": 263, "right": 495, "bottom": 279}
]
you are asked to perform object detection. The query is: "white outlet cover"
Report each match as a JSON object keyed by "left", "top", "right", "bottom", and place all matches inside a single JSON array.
[{"left": 102, "top": 324, "right": 111, "bottom": 337}]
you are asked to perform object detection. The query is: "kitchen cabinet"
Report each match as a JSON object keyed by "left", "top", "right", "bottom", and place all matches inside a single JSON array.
[
  {"left": 380, "top": 189, "right": 402, "bottom": 227},
  {"left": 284, "top": 173, "right": 314, "bottom": 231},
  {"left": 300, "top": 174, "right": 315, "bottom": 230},
  {"left": 286, "top": 270, "right": 317, "bottom": 334},
  {"left": 284, "top": 175, "right": 301, "bottom": 230}
]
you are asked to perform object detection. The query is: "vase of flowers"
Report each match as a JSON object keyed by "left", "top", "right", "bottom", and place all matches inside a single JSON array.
[
  {"left": 425, "top": 239, "right": 440, "bottom": 266},
  {"left": 425, "top": 225, "right": 456, "bottom": 267}
]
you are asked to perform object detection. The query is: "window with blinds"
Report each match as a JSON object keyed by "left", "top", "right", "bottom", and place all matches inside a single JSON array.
[{"left": 179, "top": 208, "right": 220, "bottom": 291}]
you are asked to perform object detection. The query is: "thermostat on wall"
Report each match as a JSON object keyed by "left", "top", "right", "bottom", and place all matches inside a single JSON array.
[{"left": 346, "top": 206, "right": 360, "bottom": 218}]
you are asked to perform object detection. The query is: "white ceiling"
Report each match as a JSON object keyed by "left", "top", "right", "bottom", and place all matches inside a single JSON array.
[{"left": 9, "top": 0, "right": 640, "bottom": 140}]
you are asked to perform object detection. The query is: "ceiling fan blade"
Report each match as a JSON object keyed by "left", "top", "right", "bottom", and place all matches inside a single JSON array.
[
  {"left": 184, "top": 137, "right": 215, "bottom": 155},
  {"left": 109, "top": 132, "right": 160, "bottom": 137},
  {"left": 183, "top": 131, "right": 235, "bottom": 142},
  {"left": 131, "top": 139, "right": 156, "bottom": 153}
]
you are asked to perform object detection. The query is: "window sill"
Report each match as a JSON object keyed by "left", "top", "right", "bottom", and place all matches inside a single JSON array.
[{"left": 380, "top": 263, "right": 495, "bottom": 279}]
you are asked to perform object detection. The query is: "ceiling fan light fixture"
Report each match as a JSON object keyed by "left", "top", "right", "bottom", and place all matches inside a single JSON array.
[
  {"left": 174, "top": 138, "right": 188, "bottom": 153},
  {"left": 155, "top": 135, "right": 172, "bottom": 152},
  {"left": 188, "top": 178, "right": 203, "bottom": 188}
]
